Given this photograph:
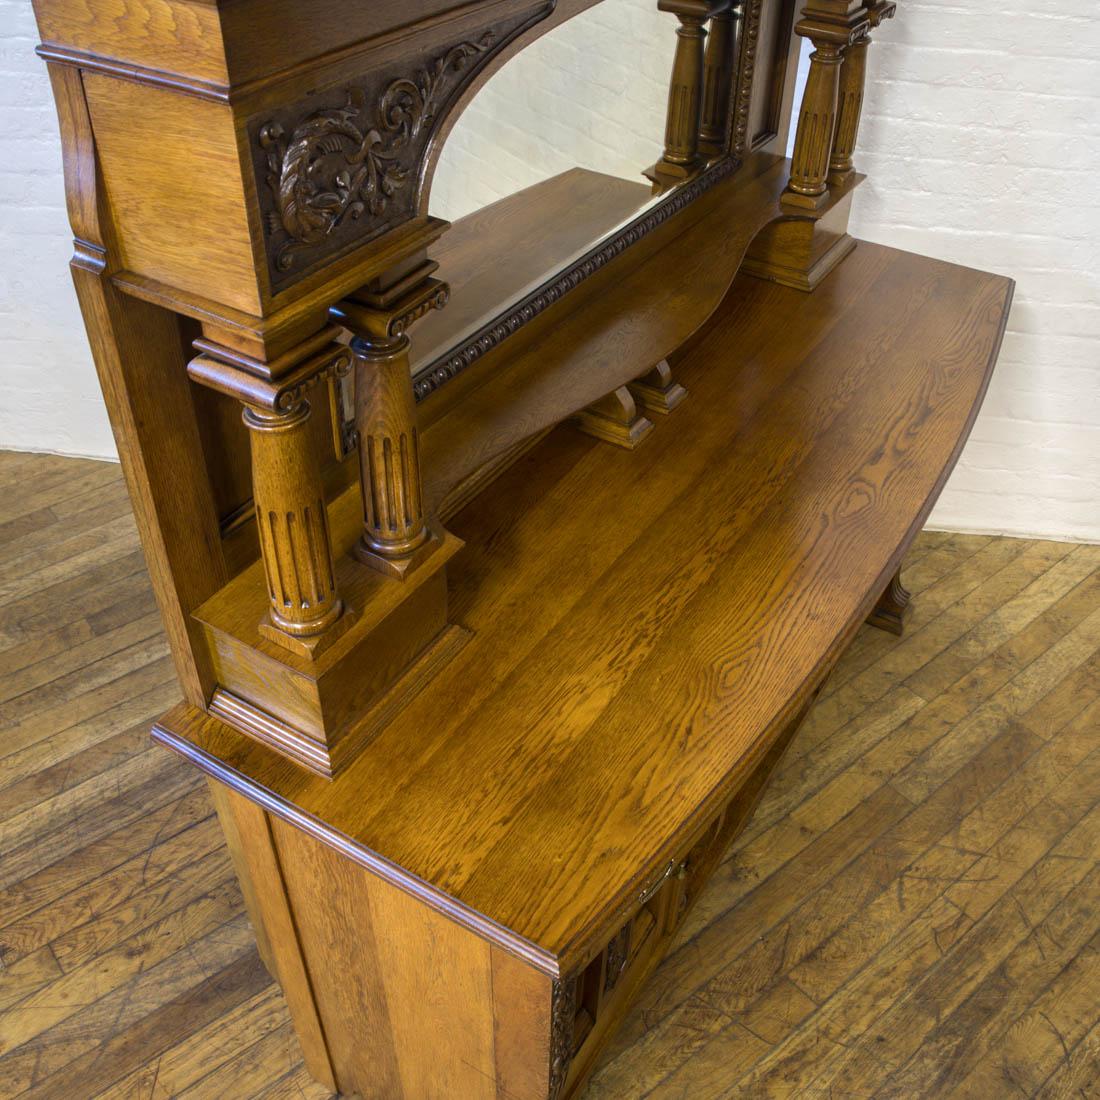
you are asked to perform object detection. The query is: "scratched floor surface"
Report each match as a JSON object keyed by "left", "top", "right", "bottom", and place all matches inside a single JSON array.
[{"left": 1, "top": 449, "right": 1098, "bottom": 1098}]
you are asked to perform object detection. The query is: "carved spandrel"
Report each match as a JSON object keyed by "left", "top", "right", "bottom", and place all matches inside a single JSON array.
[{"left": 249, "top": 11, "right": 540, "bottom": 290}]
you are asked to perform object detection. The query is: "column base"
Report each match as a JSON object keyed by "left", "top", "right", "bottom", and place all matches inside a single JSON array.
[
  {"left": 258, "top": 602, "right": 357, "bottom": 660},
  {"left": 643, "top": 158, "right": 700, "bottom": 194},
  {"left": 193, "top": 485, "right": 464, "bottom": 776},
  {"left": 780, "top": 187, "right": 832, "bottom": 212},
  {"left": 354, "top": 520, "right": 446, "bottom": 581},
  {"left": 743, "top": 172, "right": 865, "bottom": 292}
]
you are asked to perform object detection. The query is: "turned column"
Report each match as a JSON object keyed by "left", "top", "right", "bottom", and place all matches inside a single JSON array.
[
  {"left": 782, "top": 5, "right": 870, "bottom": 210},
  {"left": 331, "top": 268, "right": 449, "bottom": 580},
  {"left": 650, "top": 0, "right": 718, "bottom": 181},
  {"left": 187, "top": 332, "right": 353, "bottom": 656},
  {"left": 244, "top": 399, "right": 343, "bottom": 642},
  {"left": 783, "top": 36, "right": 844, "bottom": 208},
  {"left": 698, "top": 0, "right": 738, "bottom": 157},
  {"left": 828, "top": 0, "right": 895, "bottom": 185}
]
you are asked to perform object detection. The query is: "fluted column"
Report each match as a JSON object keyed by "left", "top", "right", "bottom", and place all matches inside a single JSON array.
[
  {"left": 649, "top": 0, "right": 719, "bottom": 183},
  {"left": 245, "top": 399, "right": 343, "bottom": 639},
  {"left": 781, "top": 3, "right": 871, "bottom": 211},
  {"left": 782, "top": 36, "right": 845, "bottom": 208},
  {"left": 698, "top": 0, "right": 738, "bottom": 156},
  {"left": 187, "top": 329, "right": 354, "bottom": 657},
  {"left": 826, "top": 32, "right": 867, "bottom": 184},
  {"left": 352, "top": 330, "right": 427, "bottom": 568},
  {"left": 828, "top": 0, "right": 895, "bottom": 184},
  {"left": 331, "top": 270, "right": 449, "bottom": 580}
]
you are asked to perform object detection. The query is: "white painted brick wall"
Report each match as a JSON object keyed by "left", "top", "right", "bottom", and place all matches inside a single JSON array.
[
  {"left": 0, "top": 0, "right": 116, "bottom": 458},
  {"left": 3, "top": 0, "right": 1098, "bottom": 541}
]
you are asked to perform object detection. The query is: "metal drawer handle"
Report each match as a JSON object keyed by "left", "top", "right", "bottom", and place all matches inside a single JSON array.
[{"left": 637, "top": 859, "right": 686, "bottom": 906}]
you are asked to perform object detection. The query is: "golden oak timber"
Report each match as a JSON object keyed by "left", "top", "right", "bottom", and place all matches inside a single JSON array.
[
  {"left": 156, "top": 245, "right": 1013, "bottom": 1096},
  {"left": 30, "top": 0, "right": 1014, "bottom": 1094}
]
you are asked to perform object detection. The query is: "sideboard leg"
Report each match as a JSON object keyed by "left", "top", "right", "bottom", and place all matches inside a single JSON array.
[
  {"left": 210, "top": 784, "right": 339, "bottom": 1092},
  {"left": 867, "top": 568, "right": 911, "bottom": 635},
  {"left": 574, "top": 386, "right": 655, "bottom": 449}
]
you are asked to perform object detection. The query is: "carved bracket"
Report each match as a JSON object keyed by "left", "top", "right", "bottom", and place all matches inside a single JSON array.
[
  {"left": 188, "top": 341, "right": 353, "bottom": 412},
  {"left": 250, "top": 12, "right": 540, "bottom": 290}
]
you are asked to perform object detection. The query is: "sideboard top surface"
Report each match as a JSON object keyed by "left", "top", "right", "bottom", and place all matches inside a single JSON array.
[{"left": 157, "top": 242, "right": 1013, "bottom": 971}]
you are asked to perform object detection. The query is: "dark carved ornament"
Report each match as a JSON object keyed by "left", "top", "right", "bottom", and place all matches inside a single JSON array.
[
  {"left": 732, "top": 0, "right": 763, "bottom": 156},
  {"left": 549, "top": 974, "right": 577, "bottom": 1099},
  {"left": 252, "top": 24, "right": 524, "bottom": 288},
  {"left": 603, "top": 924, "right": 630, "bottom": 994}
]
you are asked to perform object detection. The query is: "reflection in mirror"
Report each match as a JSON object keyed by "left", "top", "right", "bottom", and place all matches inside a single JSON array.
[
  {"left": 430, "top": 0, "right": 675, "bottom": 222},
  {"left": 410, "top": 0, "right": 747, "bottom": 399}
]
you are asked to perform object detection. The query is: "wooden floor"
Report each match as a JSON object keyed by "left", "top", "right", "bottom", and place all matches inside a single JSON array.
[{"left": 0, "top": 450, "right": 1097, "bottom": 1100}]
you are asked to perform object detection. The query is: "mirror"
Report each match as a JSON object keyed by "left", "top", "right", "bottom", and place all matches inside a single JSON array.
[{"left": 407, "top": 0, "right": 758, "bottom": 399}]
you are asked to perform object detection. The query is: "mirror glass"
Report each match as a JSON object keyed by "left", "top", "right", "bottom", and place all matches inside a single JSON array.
[{"left": 411, "top": 0, "right": 745, "bottom": 390}]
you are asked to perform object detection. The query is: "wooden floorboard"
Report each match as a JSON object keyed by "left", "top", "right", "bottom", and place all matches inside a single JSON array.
[{"left": 0, "top": 449, "right": 1096, "bottom": 1099}]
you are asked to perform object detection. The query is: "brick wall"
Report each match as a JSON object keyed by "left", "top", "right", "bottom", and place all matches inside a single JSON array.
[
  {"left": 0, "top": 0, "right": 116, "bottom": 457},
  {"left": 4, "top": 0, "right": 1097, "bottom": 540}
]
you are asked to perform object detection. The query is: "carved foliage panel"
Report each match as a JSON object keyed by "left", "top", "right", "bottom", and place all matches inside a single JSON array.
[{"left": 249, "top": 10, "right": 543, "bottom": 291}]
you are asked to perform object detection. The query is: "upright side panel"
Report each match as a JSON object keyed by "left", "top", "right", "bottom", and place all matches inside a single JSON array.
[
  {"left": 210, "top": 784, "right": 338, "bottom": 1091},
  {"left": 46, "top": 61, "right": 234, "bottom": 705},
  {"left": 69, "top": 268, "right": 227, "bottom": 705},
  {"left": 267, "top": 813, "right": 554, "bottom": 1099}
]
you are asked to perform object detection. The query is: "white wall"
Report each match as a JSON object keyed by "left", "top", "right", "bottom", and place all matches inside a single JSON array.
[
  {"left": 1, "top": 0, "right": 116, "bottom": 458},
  {"left": 850, "top": 3, "right": 1100, "bottom": 543},
  {"left": 3, "top": 0, "right": 1098, "bottom": 540}
]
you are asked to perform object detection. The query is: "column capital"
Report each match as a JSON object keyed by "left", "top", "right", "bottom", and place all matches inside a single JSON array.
[
  {"left": 796, "top": 0, "right": 872, "bottom": 46},
  {"left": 657, "top": 0, "right": 723, "bottom": 20},
  {"left": 187, "top": 329, "right": 351, "bottom": 413},
  {"left": 868, "top": 0, "right": 897, "bottom": 28},
  {"left": 330, "top": 260, "right": 449, "bottom": 348}
]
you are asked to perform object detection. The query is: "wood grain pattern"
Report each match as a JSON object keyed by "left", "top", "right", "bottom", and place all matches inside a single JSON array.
[
  {"left": 155, "top": 241, "right": 1014, "bottom": 972},
  {"left": 81, "top": 74, "right": 262, "bottom": 314},
  {"left": 1, "top": 450, "right": 1097, "bottom": 1097},
  {"left": 411, "top": 168, "right": 651, "bottom": 384}
]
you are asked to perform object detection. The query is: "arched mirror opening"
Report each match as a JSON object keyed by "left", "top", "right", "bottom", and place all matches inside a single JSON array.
[
  {"left": 405, "top": 0, "right": 768, "bottom": 410},
  {"left": 430, "top": 0, "right": 674, "bottom": 223}
]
